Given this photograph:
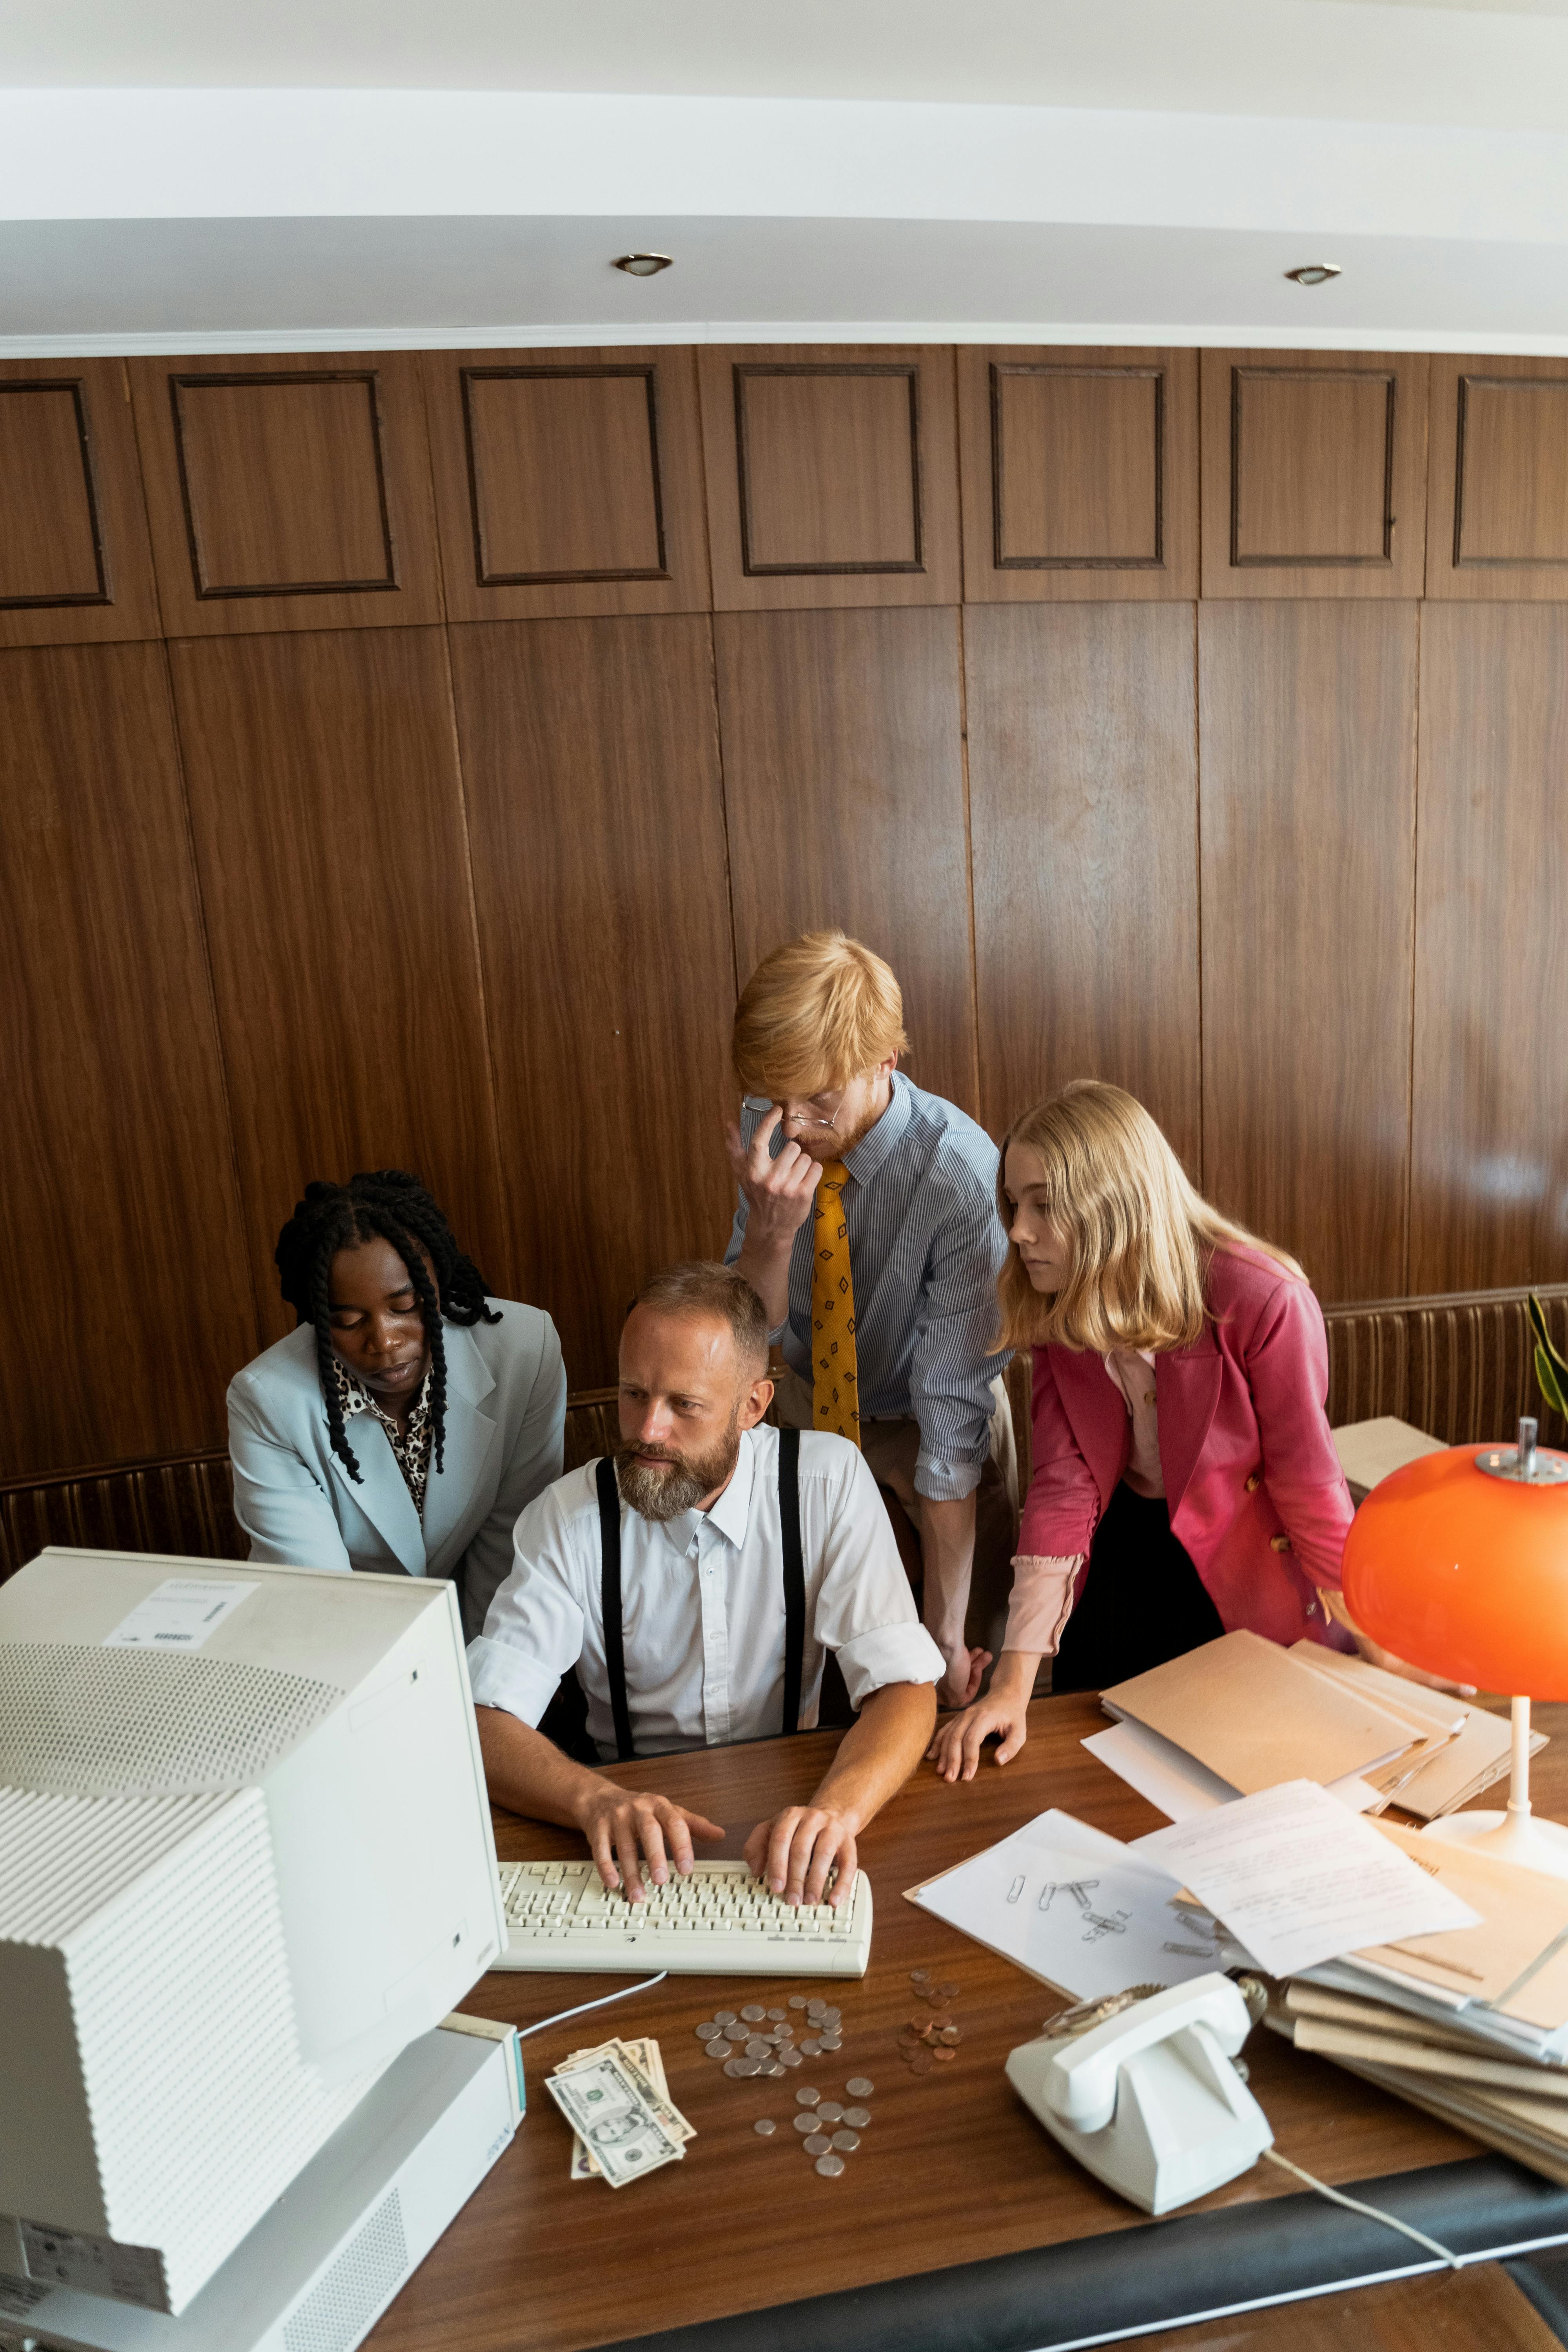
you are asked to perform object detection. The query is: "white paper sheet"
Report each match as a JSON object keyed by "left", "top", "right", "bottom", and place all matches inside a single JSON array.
[
  {"left": 907, "top": 1807, "right": 1249, "bottom": 2001},
  {"left": 103, "top": 1576, "right": 258, "bottom": 1651},
  {"left": 1082, "top": 1719, "right": 1240, "bottom": 1820},
  {"left": 1131, "top": 1780, "right": 1482, "bottom": 1978}
]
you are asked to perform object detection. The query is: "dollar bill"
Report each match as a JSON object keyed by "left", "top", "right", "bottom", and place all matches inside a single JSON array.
[
  {"left": 544, "top": 2052, "right": 684, "bottom": 2190},
  {"left": 563, "top": 2038, "right": 690, "bottom": 2180}
]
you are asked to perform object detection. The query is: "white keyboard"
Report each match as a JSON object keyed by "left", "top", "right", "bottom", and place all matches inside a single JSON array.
[{"left": 491, "top": 1857, "right": 872, "bottom": 1976}]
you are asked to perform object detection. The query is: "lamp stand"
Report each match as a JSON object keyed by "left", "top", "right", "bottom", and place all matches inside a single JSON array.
[{"left": 1423, "top": 1696, "right": 1568, "bottom": 1880}]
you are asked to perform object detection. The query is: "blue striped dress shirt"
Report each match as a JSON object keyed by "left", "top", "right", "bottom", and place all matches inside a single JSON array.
[{"left": 724, "top": 1072, "right": 1011, "bottom": 1503}]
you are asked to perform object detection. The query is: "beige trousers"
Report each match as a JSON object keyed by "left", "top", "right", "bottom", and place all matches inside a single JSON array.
[{"left": 773, "top": 1367, "right": 1020, "bottom": 1666}]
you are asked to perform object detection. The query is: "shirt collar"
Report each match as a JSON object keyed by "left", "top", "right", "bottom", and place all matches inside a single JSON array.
[
  {"left": 843, "top": 1069, "right": 913, "bottom": 1188},
  {"left": 704, "top": 1425, "right": 759, "bottom": 1551}
]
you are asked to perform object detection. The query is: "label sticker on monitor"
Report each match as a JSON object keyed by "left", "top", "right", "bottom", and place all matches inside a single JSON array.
[{"left": 103, "top": 1577, "right": 260, "bottom": 1652}]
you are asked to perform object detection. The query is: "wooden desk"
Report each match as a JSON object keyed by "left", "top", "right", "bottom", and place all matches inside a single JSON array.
[{"left": 368, "top": 1695, "right": 1568, "bottom": 2352}]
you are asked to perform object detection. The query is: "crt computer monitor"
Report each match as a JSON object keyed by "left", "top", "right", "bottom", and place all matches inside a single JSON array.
[{"left": 0, "top": 1549, "right": 505, "bottom": 2318}]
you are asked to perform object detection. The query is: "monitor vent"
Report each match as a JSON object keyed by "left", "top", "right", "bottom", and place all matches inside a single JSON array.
[
  {"left": 283, "top": 2193, "right": 408, "bottom": 2352},
  {"left": 0, "top": 1645, "right": 342, "bottom": 1795}
]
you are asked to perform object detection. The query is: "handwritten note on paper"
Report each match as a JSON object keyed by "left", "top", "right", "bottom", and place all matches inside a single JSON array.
[
  {"left": 1132, "top": 1780, "right": 1482, "bottom": 1979},
  {"left": 907, "top": 1808, "right": 1249, "bottom": 2001}
]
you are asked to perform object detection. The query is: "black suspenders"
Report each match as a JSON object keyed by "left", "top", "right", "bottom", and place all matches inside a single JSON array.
[{"left": 596, "top": 1429, "right": 807, "bottom": 1765}]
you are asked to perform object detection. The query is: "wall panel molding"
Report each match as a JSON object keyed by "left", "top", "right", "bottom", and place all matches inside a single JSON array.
[
  {"left": 1200, "top": 348, "right": 1429, "bottom": 599},
  {"left": 699, "top": 345, "right": 960, "bottom": 610},
  {"left": 957, "top": 346, "right": 1198, "bottom": 602},
  {"left": 0, "top": 357, "right": 162, "bottom": 647},
  {"left": 130, "top": 350, "right": 444, "bottom": 634},
  {"left": 424, "top": 344, "right": 711, "bottom": 619},
  {"left": 1426, "top": 356, "right": 1568, "bottom": 599}
]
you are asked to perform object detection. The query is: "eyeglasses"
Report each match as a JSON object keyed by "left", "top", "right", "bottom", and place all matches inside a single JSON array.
[{"left": 778, "top": 1088, "right": 847, "bottom": 1132}]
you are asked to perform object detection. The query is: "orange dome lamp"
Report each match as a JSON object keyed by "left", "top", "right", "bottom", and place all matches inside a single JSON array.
[{"left": 1343, "top": 1416, "right": 1568, "bottom": 1878}]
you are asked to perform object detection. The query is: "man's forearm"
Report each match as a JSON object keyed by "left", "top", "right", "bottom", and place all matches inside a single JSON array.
[
  {"left": 808, "top": 1681, "right": 936, "bottom": 1833},
  {"left": 918, "top": 1490, "right": 979, "bottom": 1651},
  {"left": 476, "top": 1703, "right": 609, "bottom": 1827},
  {"left": 733, "top": 1231, "right": 792, "bottom": 1329}
]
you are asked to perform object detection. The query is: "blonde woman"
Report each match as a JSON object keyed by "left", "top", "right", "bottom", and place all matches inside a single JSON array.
[{"left": 930, "top": 1081, "right": 1445, "bottom": 1782}]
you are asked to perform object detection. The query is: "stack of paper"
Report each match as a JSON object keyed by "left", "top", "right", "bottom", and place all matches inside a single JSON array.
[
  {"left": 1286, "top": 1642, "right": 1544, "bottom": 1820},
  {"left": 1095, "top": 1630, "right": 1423, "bottom": 1799},
  {"left": 1266, "top": 1832, "right": 1568, "bottom": 2184},
  {"left": 1082, "top": 1630, "right": 1546, "bottom": 1828}
]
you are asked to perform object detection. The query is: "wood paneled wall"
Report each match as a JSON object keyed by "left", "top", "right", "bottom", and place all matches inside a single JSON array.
[{"left": 4, "top": 341, "right": 1566, "bottom": 1480}]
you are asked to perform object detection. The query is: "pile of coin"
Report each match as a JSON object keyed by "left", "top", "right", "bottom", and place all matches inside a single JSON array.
[
  {"left": 759, "top": 2079, "right": 876, "bottom": 2176},
  {"left": 693, "top": 1992, "right": 846, "bottom": 2081},
  {"left": 898, "top": 1967, "right": 963, "bottom": 2073}
]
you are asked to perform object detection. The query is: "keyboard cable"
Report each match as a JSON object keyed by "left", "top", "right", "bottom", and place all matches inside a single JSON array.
[{"left": 513, "top": 1973, "right": 670, "bottom": 2042}]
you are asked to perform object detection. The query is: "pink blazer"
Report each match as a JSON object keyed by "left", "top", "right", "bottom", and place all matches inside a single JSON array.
[{"left": 1017, "top": 1245, "right": 1354, "bottom": 1652}]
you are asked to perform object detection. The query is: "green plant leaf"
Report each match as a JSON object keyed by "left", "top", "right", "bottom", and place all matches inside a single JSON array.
[
  {"left": 1529, "top": 1292, "right": 1568, "bottom": 1375},
  {"left": 1537, "top": 1340, "right": 1568, "bottom": 1419}
]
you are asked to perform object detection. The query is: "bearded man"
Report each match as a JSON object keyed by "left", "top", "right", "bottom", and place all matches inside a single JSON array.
[{"left": 470, "top": 1261, "right": 943, "bottom": 1908}]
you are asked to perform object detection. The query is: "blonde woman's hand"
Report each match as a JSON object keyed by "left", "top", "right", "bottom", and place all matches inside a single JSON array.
[{"left": 926, "top": 1686, "right": 1031, "bottom": 1782}]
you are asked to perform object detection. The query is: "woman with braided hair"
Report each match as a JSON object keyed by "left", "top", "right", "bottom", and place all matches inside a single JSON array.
[{"left": 228, "top": 1170, "right": 565, "bottom": 1637}]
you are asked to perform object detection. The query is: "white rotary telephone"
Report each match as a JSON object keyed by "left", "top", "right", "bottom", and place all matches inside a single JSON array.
[{"left": 1005, "top": 1975, "right": 1272, "bottom": 2216}]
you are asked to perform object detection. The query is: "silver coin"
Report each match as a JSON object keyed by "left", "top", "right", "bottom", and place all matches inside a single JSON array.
[
  {"left": 796, "top": 2086, "right": 821, "bottom": 2106},
  {"left": 815, "top": 2153, "right": 846, "bottom": 2178},
  {"left": 822, "top": 2009, "right": 842, "bottom": 2026},
  {"left": 817, "top": 2101, "right": 844, "bottom": 2123},
  {"left": 788, "top": 1994, "right": 809, "bottom": 2009},
  {"left": 803, "top": 2131, "right": 833, "bottom": 2154},
  {"left": 807, "top": 2000, "right": 827, "bottom": 2016},
  {"left": 724, "top": 2058, "right": 746, "bottom": 2078},
  {"left": 766, "top": 2062, "right": 787, "bottom": 2078},
  {"left": 800, "top": 2038, "right": 821, "bottom": 2056},
  {"left": 793, "top": 2112, "right": 818, "bottom": 2134},
  {"left": 845, "top": 2077, "right": 874, "bottom": 2097},
  {"left": 820, "top": 2037, "right": 842, "bottom": 2053},
  {"left": 774, "top": 2025, "right": 795, "bottom": 2040},
  {"left": 831, "top": 2129, "right": 860, "bottom": 2152},
  {"left": 705, "top": 2038, "right": 729, "bottom": 2058},
  {"left": 753, "top": 2118, "right": 777, "bottom": 2137},
  {"left": 695, "top": 2022, "right": 720, "bottom": 2040},
  {"left": 842, "top": 2105, "right": 871, "bottom": 2128},
  {"left": 745, "top": 2038, "right": 771, "bottom": 2059},
  {"left": 780, "top": 2048, "right": 803, "bottom": 2067},
  {"left": 724, "top": 2022, "right": 750, "bottom": 2042},
  {"left": 741, "top": 2004, "right": 766, "bottom": 2023},
  {"left": 766, "top": 2007, "right": 788, "bottom": 2022},
  {"left": 910, "top": 1969, "right": 930, "bottom": 1984},
  {"left": 713, "top": 2009, "right": 737, "bottom": 2025},
  {"left": 735, "top": 2056, "right": 762, "bottom": 2077}
]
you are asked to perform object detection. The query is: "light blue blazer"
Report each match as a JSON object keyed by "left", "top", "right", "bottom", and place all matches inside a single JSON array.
[{"left": 227, "top": 1301, "right": 566, "bottom": 1640}]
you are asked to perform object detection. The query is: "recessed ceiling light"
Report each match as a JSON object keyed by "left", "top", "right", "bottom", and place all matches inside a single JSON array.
[
  {"left": 613, "top": 252, "right": 673, "bottom": 278},
  {"left": 1285, "top": 264, "right": 1342, "bottom": 288}
]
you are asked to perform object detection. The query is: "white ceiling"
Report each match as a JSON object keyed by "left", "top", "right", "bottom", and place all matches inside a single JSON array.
[{"left": 3, "top": 0, "right": 1567, "bottom": 354}]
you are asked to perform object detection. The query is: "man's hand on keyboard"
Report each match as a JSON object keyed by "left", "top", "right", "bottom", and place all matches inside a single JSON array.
[
  {"left": 744, "top": 1805, "right": 858, "bottom": 1909},
  {"left": 578, "top": 1784, "right": 724, "bottom": 1905}
]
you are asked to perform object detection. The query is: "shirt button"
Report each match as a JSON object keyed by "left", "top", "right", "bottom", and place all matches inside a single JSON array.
[
  {"left": 1270, "top": 1534, "right": 1292, "bottom": 1553},
  {"left": 1245, "top": 1473, "right": 1262, "bottom": 1494}
]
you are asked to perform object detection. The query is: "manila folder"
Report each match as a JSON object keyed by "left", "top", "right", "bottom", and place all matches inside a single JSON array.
[{"left": 1102, "top": 1629, "right": 1417, "bottom": 1794}]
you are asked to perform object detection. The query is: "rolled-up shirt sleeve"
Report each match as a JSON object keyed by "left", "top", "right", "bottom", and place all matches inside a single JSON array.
[
  {"left": 810, "top": 1448, "right": 946, "bottom": 1708},
  {"left": 465, "top": 1485, "right": 586, "bottom": 1727}
]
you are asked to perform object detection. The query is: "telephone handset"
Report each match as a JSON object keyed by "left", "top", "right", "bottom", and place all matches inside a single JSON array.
[{"left": 1006, "top": 1975, "right": 1272, "bottom": 2215}]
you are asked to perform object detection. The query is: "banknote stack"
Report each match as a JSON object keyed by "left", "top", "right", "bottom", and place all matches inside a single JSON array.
[{"left": 546, "top": 2035, "right": 695, "bottom": 2187}]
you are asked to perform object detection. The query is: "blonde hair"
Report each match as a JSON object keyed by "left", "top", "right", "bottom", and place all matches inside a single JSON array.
[
  {"left": 996, "top": 1080, "right": 1304, "bottom": 1354},
  {"left": 732, "top": 930, "right": 910, "bottom": 1098}
]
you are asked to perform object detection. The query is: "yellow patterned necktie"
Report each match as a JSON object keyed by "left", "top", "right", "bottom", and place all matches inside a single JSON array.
[{"left": 811, "top": 1160, "right": 860, "bottom": 1447}]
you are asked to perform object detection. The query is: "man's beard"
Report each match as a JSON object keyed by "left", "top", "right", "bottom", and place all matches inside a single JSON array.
[
  {"left": 615, "top": 1417, "right": 742, "bottom": 1523},
  {"left": 796, "top": 1098, "right": 882, "bottom": 1163}
]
